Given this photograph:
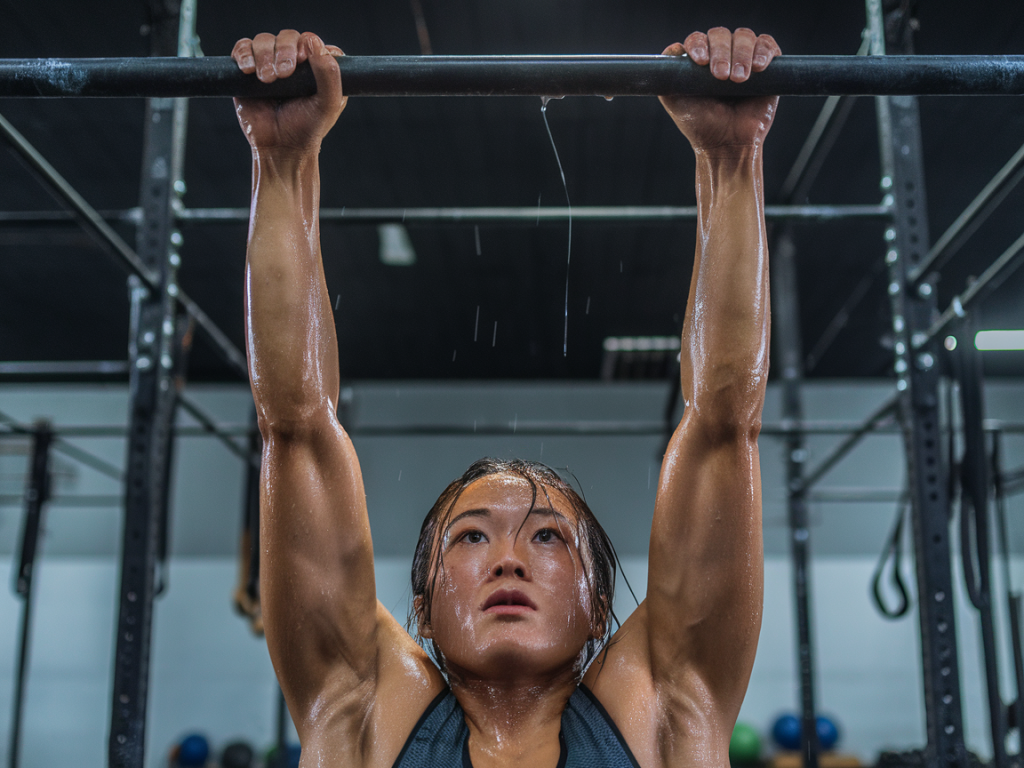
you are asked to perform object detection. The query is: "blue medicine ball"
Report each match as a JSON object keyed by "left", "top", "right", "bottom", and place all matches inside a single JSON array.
[
  {"left": 178, "top": 733, "right": 210, "bottom": 767},
  {"left": 772, "top": 713, "right": 801, "bottom": 750},
  {"left": 816, "top": 716, "right": 840, "bottom": 750}
]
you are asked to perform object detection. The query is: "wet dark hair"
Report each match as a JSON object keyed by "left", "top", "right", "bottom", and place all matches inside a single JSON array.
[{"left": 410, "top": 457, "right": 618, "bottom": 677}]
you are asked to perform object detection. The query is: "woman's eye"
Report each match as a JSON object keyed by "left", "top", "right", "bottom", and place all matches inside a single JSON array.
[
  {"left": 463, "top": 530, "right": 485, "bottom": 544},
  {"left": 534, "top": 528, "right": 558, "bottom": 543}
]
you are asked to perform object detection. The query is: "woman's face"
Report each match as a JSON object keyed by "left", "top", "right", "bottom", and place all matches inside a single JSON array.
[{"left": 420, "top": 473, "right": 596, "bottom": 681}]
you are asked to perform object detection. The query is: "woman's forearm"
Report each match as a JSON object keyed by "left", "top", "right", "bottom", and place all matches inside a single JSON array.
[
  {"left": 680, "top": 148, "right": 770, "bottom": 434},
  {"left": 245, "top": 148, "right": 341, "bottom": 430}
]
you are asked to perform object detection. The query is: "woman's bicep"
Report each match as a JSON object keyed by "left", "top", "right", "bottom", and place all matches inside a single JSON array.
[
  {"left": 643, "top": 415, "right": 764, "bottom": 708},
  {"left": 259, "top": 415, "right": 380, "bottom": 716}
]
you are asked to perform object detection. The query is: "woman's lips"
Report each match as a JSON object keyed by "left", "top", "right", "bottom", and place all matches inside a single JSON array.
[{"left": 481, "top": 588, "right": 538, "bottom": 613}]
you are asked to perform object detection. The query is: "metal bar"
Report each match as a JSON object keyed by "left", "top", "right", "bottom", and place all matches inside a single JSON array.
[
  {"left": 0, "top": 204, "right": 890, "bottom": 225},
  {"left": 0, "top": 361, "right": 129, "bottom": 376},
  {"left": 7, "top": 424, "right": 51, "bottom": 768},
  {"left": 801, "top": 393, "right": 900, "bottom": 489},
  {"left": 0, "top": 112, "right": 247, "bottom": 378},
  {"left": 917, "top": 230, "right": 1024, "bottom": 349},
  {"left": 873, "top": 0, "right": 967, "bottom": 763},
  {"left": 2, "top": 55, "right": 1024, "bottom": 98},
  {"left": 909, "top": 141, "right": 1024, "bottom": 285},
  {"left": 175, "top": 204, "right": 891, "bottom": 224}
]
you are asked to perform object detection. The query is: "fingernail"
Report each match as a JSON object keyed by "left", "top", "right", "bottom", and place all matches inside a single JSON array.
[
  {"left": 713, "top": 62, "right": 729, "bottom": 77},
  {"left": 733, "top": 64, "right": 746, "bottom": 78},
  {"left": 754, "top": 55, "right": 767, "bottom": 67},
  {"left": 279, "top": 58, "right": 294, "bottom": 72},
  {"left": 694, "top": 47, "right": 707, "bottom": 60},
  {"left": 241, "top": 56, "right": 254, "bottom": 69}
]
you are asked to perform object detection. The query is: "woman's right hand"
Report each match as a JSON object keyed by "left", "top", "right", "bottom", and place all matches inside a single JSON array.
[{"left": 232, "top": 30, "right": 347, "bottom": 153}]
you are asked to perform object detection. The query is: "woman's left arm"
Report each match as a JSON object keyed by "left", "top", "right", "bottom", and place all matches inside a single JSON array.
[{"left": 587, "top": 28, "right": 782, "bottom": 765}]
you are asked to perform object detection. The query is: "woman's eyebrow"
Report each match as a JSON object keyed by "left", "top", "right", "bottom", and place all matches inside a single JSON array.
[
  {"left": 445, "top": 508, "right": 490, "bottom": 532},
  {"left": 529, "top": 507, "right": 572, "bottom": 525}
]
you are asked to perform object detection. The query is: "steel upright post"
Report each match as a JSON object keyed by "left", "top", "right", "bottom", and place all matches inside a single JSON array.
[
  {"left": 867, "top": 2, "right": 968, "bottom": 767},
  {"left": 108, "top": 2, "right": 197, "bottom": 766},
  {"left": 773, "top": 231, "right": 821, "bottom": 768}
]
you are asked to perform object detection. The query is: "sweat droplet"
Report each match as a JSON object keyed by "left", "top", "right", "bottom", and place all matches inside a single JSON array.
[
  {"left": 474, "top": 306, "right": 480, "bottom": 342},
  {"left": 492, "top": 321, "right": 498, "bottom": 347},
  {"left": 474, "top": 225, "right": 481, "bottom": 255}
]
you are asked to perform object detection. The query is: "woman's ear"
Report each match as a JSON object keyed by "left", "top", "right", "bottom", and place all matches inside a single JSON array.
[{"left": 414, "top": 596, "right": 433, "bottom": 639}]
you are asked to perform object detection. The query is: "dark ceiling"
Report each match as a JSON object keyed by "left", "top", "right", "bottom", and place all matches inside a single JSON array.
[{"left": 1, "top": 0, "right": 1023, "bottom": 382}]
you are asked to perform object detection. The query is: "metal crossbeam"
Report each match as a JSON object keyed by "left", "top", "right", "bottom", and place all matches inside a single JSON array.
[{"left": 1, "top": 55, "right": 1024, "bottom": 98}]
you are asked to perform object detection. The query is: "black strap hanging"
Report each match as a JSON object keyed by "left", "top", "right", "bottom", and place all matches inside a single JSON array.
[{"left": 872, "top": 491, "right": 912, "bottom": 619}]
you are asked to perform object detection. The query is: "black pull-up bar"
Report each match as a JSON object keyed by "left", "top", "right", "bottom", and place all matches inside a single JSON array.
[{"left": 0, "top": 54, "right": 1022, "bottom": 98}]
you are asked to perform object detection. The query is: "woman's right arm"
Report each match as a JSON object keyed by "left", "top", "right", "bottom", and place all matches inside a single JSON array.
[{"left": 234, "top": 30, "right": 443, "bottom": 761}]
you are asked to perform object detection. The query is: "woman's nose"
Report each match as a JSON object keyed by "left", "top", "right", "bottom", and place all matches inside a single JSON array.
[{"left": 491, "top": 541, "right": 529, "bottom": 579}]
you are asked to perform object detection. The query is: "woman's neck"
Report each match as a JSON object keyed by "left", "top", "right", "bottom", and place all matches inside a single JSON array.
[{"left": 450, "top": 671, "right": 577, "bottom": 768}]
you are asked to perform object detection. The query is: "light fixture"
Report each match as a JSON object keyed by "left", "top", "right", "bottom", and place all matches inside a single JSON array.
[
  {"left": 377, "top": 223, "right": 416, "bottom": 266},
  {"left": 975, "top": 330, "right": 1024, "bottom": 351}
]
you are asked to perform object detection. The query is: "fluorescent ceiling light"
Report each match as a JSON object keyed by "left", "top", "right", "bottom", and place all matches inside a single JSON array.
[
  {"left": 975, "top": 330, "right": 1024, "bottom": 351},
  {"left": 602, "top": 336, "right": 680, "bottom": 353},
  {"left": 378, "top": 223, "right": 416, "bottom": 266}
]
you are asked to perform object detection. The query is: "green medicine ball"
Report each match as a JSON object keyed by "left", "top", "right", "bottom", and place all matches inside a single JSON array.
[{"left": 729, "top": 721, "right": 762, "bottom": 764}]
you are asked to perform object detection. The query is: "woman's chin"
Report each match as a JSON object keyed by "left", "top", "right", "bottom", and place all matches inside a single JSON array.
[{"left": 446, "top": 635, "right": 584, "bottom": 682}]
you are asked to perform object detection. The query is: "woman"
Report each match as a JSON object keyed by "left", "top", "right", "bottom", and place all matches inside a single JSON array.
[{"left": 233, "top": 25, "right": 780, "bottom": 768}]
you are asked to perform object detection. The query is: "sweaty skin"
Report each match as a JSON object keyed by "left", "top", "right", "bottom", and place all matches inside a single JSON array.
[{"left": 234, "top": 26, "right": 779, "bottom": 768}]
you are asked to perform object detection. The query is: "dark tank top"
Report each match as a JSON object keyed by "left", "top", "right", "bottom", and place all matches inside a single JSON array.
[{"left": 392, "top": 684, "right": 641, "bottom": 768}]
